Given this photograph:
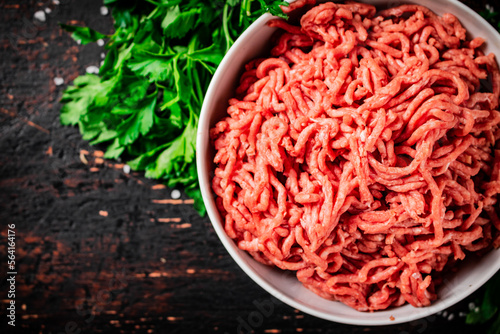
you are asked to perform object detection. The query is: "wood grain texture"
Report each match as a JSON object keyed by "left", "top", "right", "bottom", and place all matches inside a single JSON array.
[{"left": 0, "top": 0, "right": 496, "bottom": 333}]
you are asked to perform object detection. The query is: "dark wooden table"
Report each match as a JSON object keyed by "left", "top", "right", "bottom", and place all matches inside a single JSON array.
[{"left": 0, "top": 0, "right": 497, "bottom": 333}]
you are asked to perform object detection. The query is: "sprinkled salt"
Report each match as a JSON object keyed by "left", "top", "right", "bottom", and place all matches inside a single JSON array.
[
  {"left": 468, "top": 302, "right": 476, "bottom": 311},
  {"left": 459, "top": 312, "right": 467, "bottom": 317},
  {"left": 474, "top": 307, "right": 480, "bottom": 313},
  {"left": 54, "top": 77, "right": 64, "bottom": 86},
  {"left": 100, "top": 6, "right": 109, "bottom": 16},
  {"left": 100, "top": 52, "right": 106, "bottom": 59},
  {"left": 45, "top": 7, "right": 52, "bottom": 14},
  {"left": 171, "top": 189, "right": 181, "bottom": 199},
  {"left": 123, "top": 164, "right": 131, "bottom": 174},
  {"left": 34, "top": 10, "right": 46, "bottom": 22},
  {"left": 53, "top": 0, "right": 60, "bottom": 4},
  {"left": 442, "top": 311, "right": 448, "bottom": 318},
  {"left": 97, "top": 39, "right": 105, "bottom": 47},
  {"left": 86, "top": 65, "right": 99, "bottom": 74},
  {"left": 447, "top": 313, "right": 455, "bottom": 321}
]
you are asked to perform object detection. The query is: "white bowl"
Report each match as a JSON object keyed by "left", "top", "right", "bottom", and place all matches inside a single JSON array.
[{"left": 197, "top": 0, "right": 500, "bottom": 325}]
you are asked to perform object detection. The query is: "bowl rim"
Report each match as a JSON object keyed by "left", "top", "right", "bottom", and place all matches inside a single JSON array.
[{"left": 196, "top": 0, "right": 500, "bottom": 326}]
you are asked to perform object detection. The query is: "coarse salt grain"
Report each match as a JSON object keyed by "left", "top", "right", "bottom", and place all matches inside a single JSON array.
[
  {"left": 97, "top": 39, "right": 105, "bottom": 47},
  {"left": 468, "top": 302, "right": 476, "bottom": 310},
  {"left": 45, "top": 7, "right": 52, "bottom": 14},
  {"left": 100, "top": 6, "right": 109, "bottom": 16},
  {"left": 447, "top": 313, "right": 455, "bottom": 321},
  {"left": 54, "top": 77, "right": 64, "bottom": 86},
  {"left": 101, "top": 52, "right": 106, "bottom": 59},
  {"left": 171, "top": 189, "right": 181, "bottom": 199},
  {"left": 34, "top": 10, "right": 46, "bottom": 22},
  {"left": 123, "top": 164, "right": 131, "bottom": 174},
  {"left": 86, "top": 65, "right": 99, "bottom": 74},
  {"left": 53, "top": 0, "right": 60, "bottom": 4}
]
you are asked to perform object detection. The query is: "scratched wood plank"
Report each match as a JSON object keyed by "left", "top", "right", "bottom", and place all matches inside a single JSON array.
[{"left": 0, "top": 0, "right": 496, "bottom": 333}]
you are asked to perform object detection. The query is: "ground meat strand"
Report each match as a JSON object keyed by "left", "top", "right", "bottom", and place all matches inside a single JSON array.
[{"left": 210, "top": 1, "right": 500, "bottom": 311}]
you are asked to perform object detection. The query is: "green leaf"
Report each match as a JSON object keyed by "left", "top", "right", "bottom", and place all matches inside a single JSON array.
[
  {"left": 257, "top": 0, "right": 288, "bottom": 19},
  {"left": 116, "top": 93, "right": 157, "bottom": 145},
  {"left": 127, "top": 141, "right": 170, "bottom": 171},
  {"left": 119, "top": 72, "right": 151, "bottom": 104},
  {"left": 90, "top": 129, "right": 118, "bottom": 145},
  {"left": 60, "top": 24, "right": 108, "bottom": 45},
  {"left": 128, "top": 51, "right": 177, "bottom": 82},
  {"left": 186, "top": 43, "right": 224, "bottom": 74},
  {"left": 60, "top": 97, "right": 91, "bottom": 126},
  {"left": 104, "top": 138, "right": 125, "bottom": 159},
  {"left": 145, "top": 112, "right": 196, "bottom": 179},
  {"left": 133, "top": 19, "right": 161, "bottom": 53},
  {"left": 144, "top": 137, "right": 184, "bottom": 179},
  {"left": 79, "top": 112, "right": 110, "bottom": 141},
  {"left": 185, "top": 178, "right": 206, "bottom": 216},
  {"left": 161, "top": 5, "right": 202, "bottom": 39},
  {"left": 173, "top": 57, "right": 192, "bottom": 102},
  {"left": 60, "top": 74, "right": 102, "bottom": 125},
  {"left": 188, "top": 45, "right": 224, "bottom": 64}
]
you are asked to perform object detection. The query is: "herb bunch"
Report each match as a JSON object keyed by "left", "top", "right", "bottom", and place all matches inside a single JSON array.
[{"left": 60, "top": 0, "right": 288, "bottom": 215}]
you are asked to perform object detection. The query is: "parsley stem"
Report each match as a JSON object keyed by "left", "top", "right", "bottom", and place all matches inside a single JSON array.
[
  {"left": 222, "top": 2, "right": 235, "bottom": 53},
  {"left": 191, "top": 66, "right": 204, "bottom": 109},
  {"left": 143, "top": 0, "right": 160, "bottom": 6},
  {"left": 246, "top": 0, "right": 253, "bottom": 16},
  {"left": 239, "top": 0, "right": 253, "bottom": 26}
]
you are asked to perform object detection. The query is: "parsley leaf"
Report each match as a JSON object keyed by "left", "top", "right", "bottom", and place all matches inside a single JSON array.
[
  {"left": 127, "top": 51, "right": 176, "bottom": 82},
  {"left": 161, "top": 5, "right": 203, "bottom": 39},
  {"left": 116, "top": 93, "right": 156, "bottom": 146},
  {"left": 59, "top": 24, "right": 108, "bottom": 45}
]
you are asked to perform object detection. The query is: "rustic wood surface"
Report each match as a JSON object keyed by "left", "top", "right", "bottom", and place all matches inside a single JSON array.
[{"left": 0, "top": 0, "right": 497, "bottom": 333}]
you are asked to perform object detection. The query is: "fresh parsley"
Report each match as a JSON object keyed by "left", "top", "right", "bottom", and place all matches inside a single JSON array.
[
  {"left": 60, "top": 0, "right": 288, "bottom": 215},
  {"left": 59, "top": 23, "right": 109, "bottom": 45}
]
